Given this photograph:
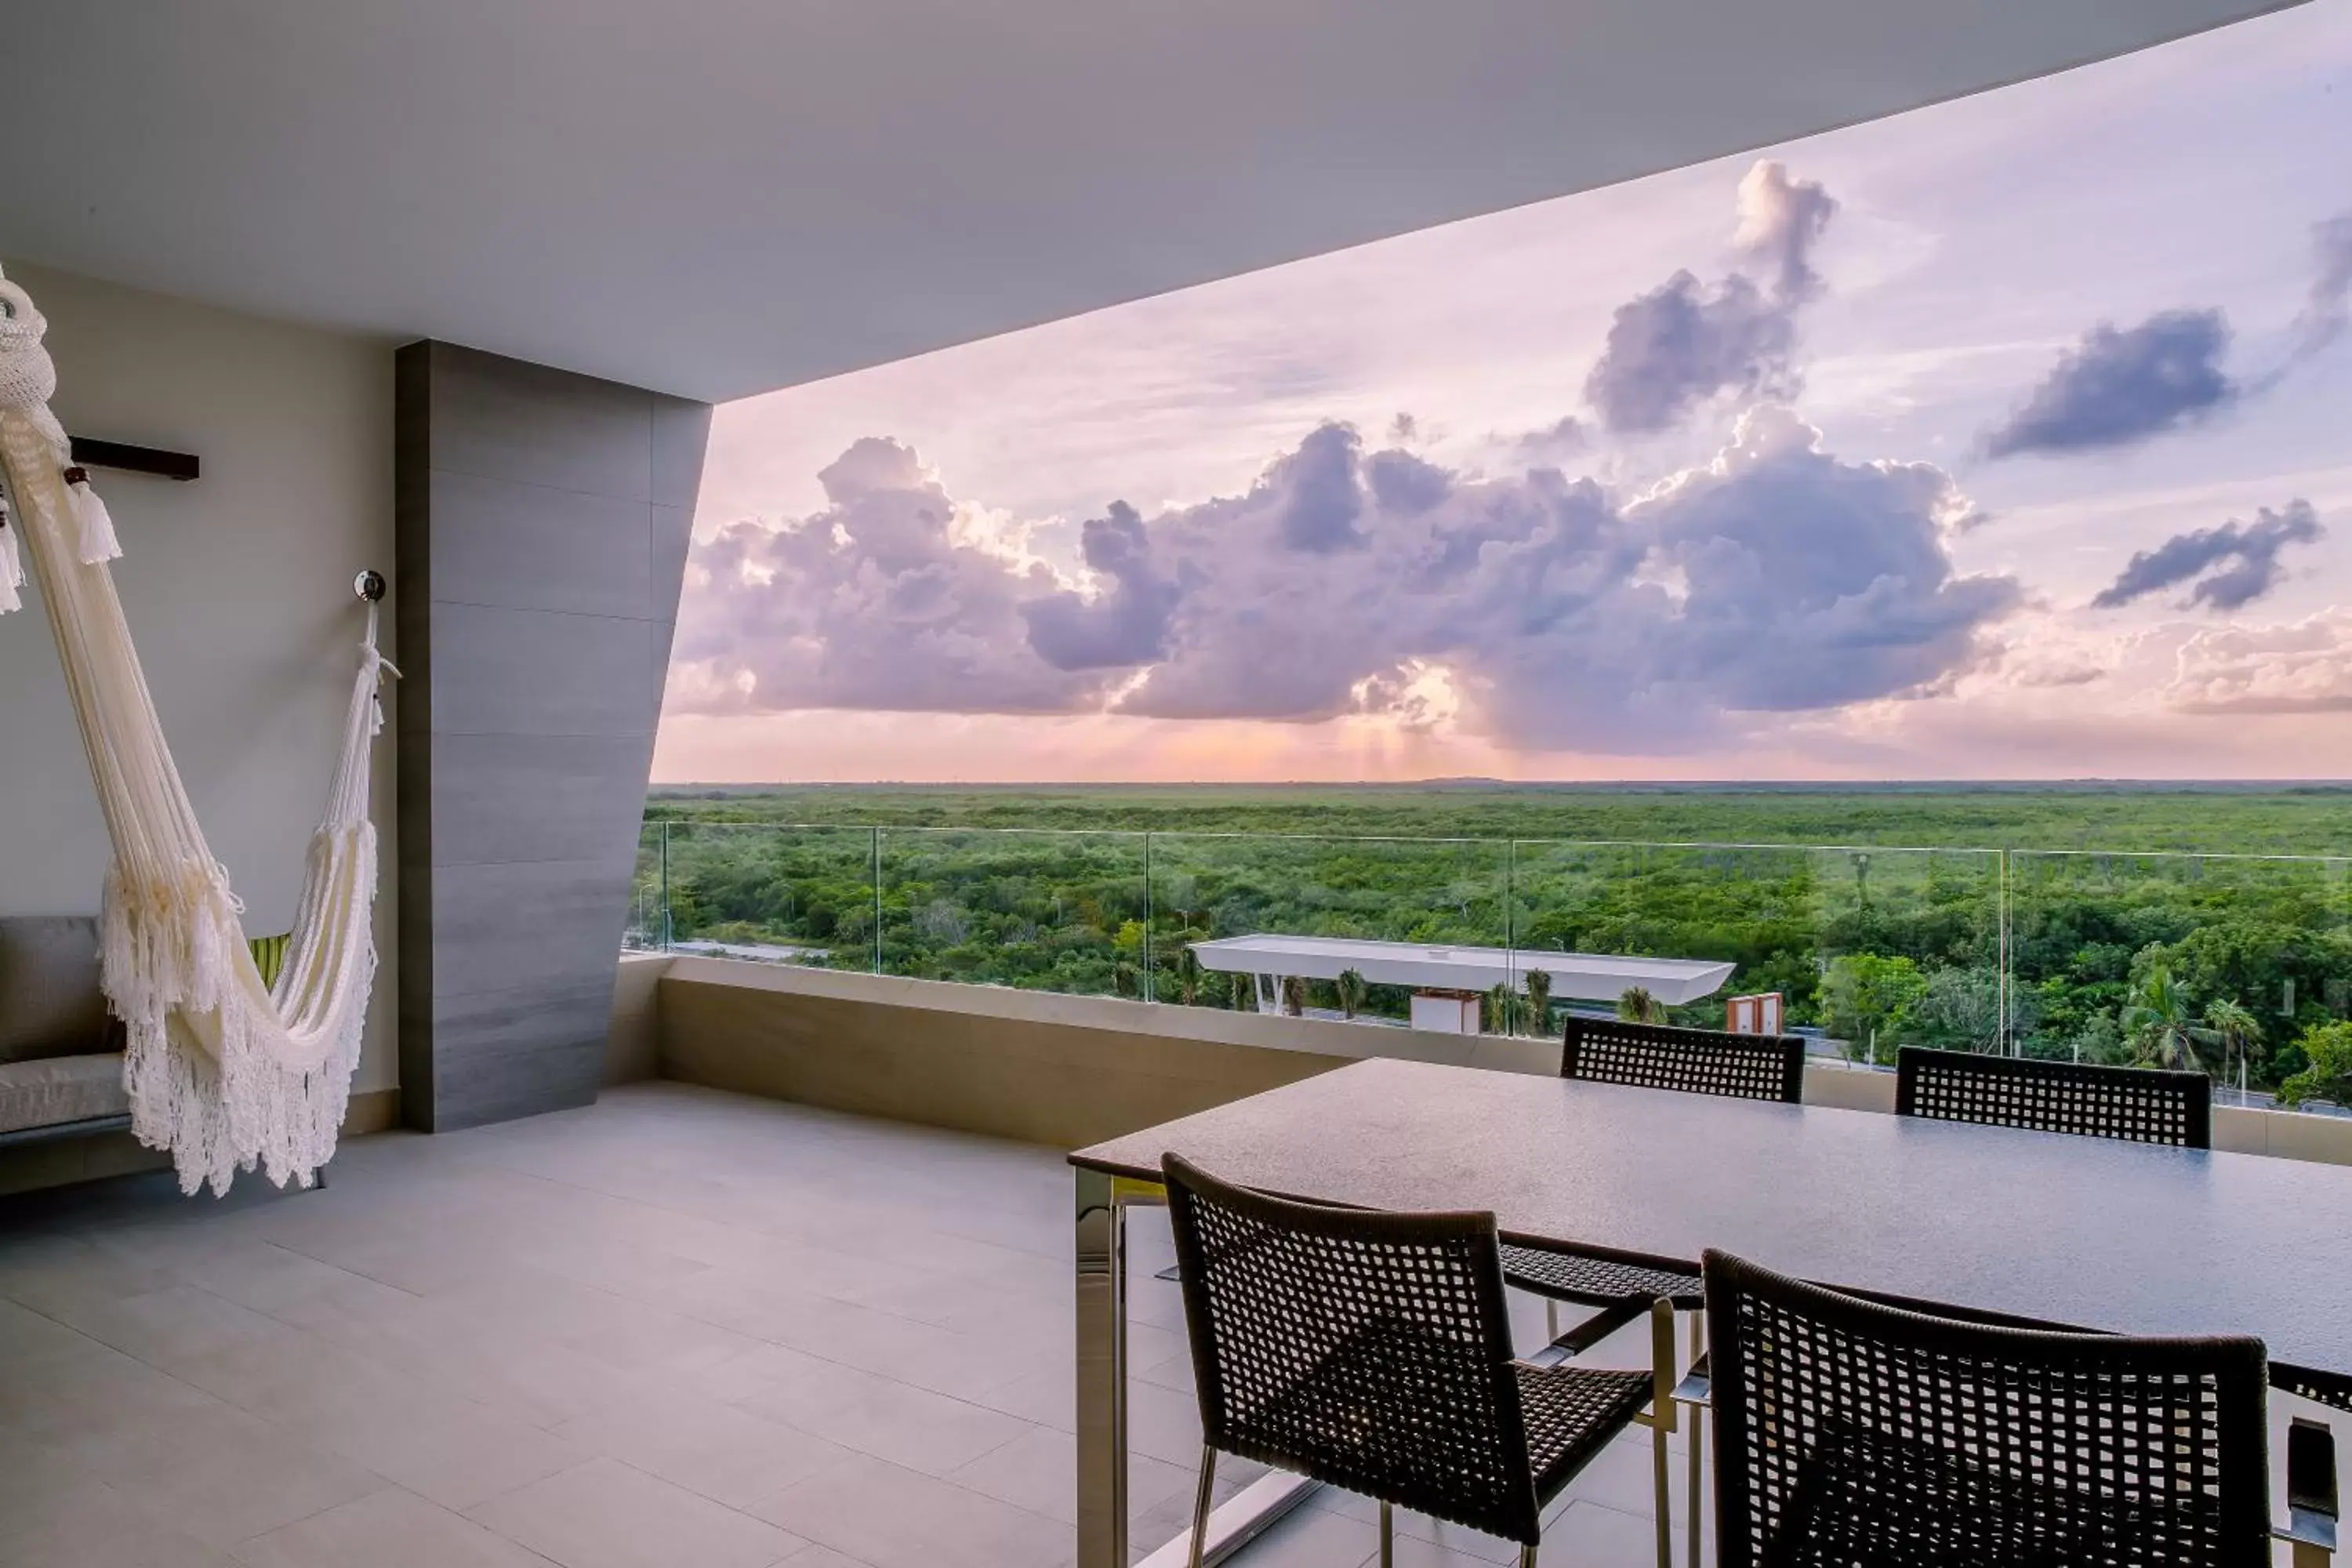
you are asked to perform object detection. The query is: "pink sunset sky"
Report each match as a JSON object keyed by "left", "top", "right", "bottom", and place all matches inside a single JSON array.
[{"left": 655, "top": 4, "right": 2352, "bottom": 783}]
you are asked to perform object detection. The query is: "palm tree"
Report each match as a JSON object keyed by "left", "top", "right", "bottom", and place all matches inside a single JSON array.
[
  {"left": 1282, "top": 975, "right": 1308, "bottom": 1016},
  {"left": 2202, "top": 997, "right": 2262, "bottom": 1095},
  {"left": 1230, "top": 971, "right": 1254, "bottom": 1011},
  {"left": 1174, "top": 946, "right": 1203, "bottom": 1007},
  {"left": 2120, "top": 966, "right": 2216, "bottom": 1073},
  {"left": 1523, "top": 970, "right": 1553, "bottom": 1037},
  {"left": 1617, "top": 985, "right": 1664, "bottom": 1025},
  {"left": 1334, "top": 967, "right": 1368, "bottom": 1020},
  {"left": 1487, "top": 982, "right": 1516, "bottom": 1036}
]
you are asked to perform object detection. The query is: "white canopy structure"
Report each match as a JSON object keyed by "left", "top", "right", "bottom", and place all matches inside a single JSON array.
[{"left": 1189, "top": 934, "right": 1736, "bottom": 1005}]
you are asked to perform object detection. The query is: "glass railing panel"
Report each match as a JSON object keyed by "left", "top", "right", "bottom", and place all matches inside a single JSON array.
[
  {"left": 656, "top": 822, "right": 880, "bottom": 969},
  {"left": 1809, "top": 845, "right": 2006, "bottom": 1065},
  {"left": 1146, "top": 833, "right": 1512, "bottom": 1026},
  {"left": 1507, "top": 841, "right": 2002, "bottom": 1065},
  {"left": 877, "top": 827, "right": 1147, "bottom": 996},
  {"left": 622, "top": 820, "right": 667, "bottom": 952},
  {"left": 2006, "top": 849, "right": 2352, "bottom": 1109}
]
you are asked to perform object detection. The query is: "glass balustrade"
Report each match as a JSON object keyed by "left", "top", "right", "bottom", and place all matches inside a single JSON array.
[{"left": 627, "top": 820, "right": 2350, "bottom": 1109}]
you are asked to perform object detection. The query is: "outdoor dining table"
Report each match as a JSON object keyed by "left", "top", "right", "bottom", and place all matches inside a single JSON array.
[{"left": 1070, "top": 1055, "right": 2352, "bottom": 1568}]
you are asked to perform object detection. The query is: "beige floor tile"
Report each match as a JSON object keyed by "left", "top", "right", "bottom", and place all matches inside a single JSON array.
[
  {"left": 231, "top": 1486, "right": 553, "bottom": 1568},
  {"left": 288, "top": 1384, "right": 590, "bottom": 1512},
  {"left": 467, "top": 1457, "right": 804, "bottom": 1568},
  {"left": 1149, "top": 1499, "right": 1374, "bottom": 1568},
  {"left": 750, "top": 1450, "right": 1073, "bottom": 1568},
  {"left": 40, "top": 1283, "right": 300, "bottom": 1378},
  {"left": 554, "top": 1388, "right": 855, "bottom": 1508},
  {"left": 731, "top": 1344, "right": 1033, "bottom": 1477},
  {"left": 947, "top": 1423, "right": 1193, "bottom": 1529},
  {"left": 0, "top": 1519, "right": 238, "bottom": 1568},
  {"left": 0, "top": 1341, "right": 224, "bottom": 1449},
  {"left": 0, "top": 1295, "right": 111, "bottom": 1370},
  {"left": 774, "top": 1549, "right": 877, "bottom": 1568},
  {"left": 63, "top": 1400, "right": 383, "bottom": 1549},
  {"left": 0, "top": 1433, "right": 154, "bottom": 1557},
  {"left": 0, "top": 1232, "right": 180, "bottom": 1319}
]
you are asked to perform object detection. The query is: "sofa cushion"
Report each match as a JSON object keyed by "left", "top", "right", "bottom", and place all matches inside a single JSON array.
[
  {"left": 0, "top": 916, "right": 114, "bottom": 1065},
  {"left": 0, "top": 1054, "right": 130, "bottom": 1134}
]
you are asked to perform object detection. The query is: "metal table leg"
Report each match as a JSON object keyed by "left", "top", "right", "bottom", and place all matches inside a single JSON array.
[
  {"left": 1076, "top": 1170, "right": 1317, "bottom": 1568},
  {"left": 1076, "top": 1167, "right": 1129, "bottom": 1568}
]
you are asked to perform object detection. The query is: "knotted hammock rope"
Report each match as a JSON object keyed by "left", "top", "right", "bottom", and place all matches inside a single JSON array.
[{"left": 0, "top": 265, "right": 392, "bottom": 1194}]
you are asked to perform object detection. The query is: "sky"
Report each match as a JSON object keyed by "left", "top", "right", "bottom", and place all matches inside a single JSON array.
[{"left": 655, "top": 2, "right": 2352, "bottom": 784}]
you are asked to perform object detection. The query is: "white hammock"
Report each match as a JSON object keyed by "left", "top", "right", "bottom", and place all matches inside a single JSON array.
[{"left": 0, "top": 265, "right": 392, "bottom": 1196}]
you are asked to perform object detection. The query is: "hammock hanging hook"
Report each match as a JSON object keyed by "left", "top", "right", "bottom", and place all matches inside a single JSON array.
[{"left": 354, "top": 568, "right": 387, "bottom": 603}]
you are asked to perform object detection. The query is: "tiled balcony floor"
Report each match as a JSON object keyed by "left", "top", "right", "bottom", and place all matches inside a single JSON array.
[{"left": 0, "top": 1083, "right": 1697, "bottom": 1568}]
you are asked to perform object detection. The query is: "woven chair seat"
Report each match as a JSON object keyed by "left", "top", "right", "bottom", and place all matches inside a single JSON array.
[
  {"left": 1517, "top": 1363, "right": 1656, "bottom": 1497},
  {"left": 1501, "top": 1243, "right": 1701, "bottom": 1309}
]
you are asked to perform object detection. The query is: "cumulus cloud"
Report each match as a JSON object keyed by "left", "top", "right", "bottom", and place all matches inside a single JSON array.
[
  {"left": 1583, "top": 162, "right": 1837, "bottom": 435},
  {"left": 2291, "top": 212, "right": 2352, "bottom": 361},
  {"left": 2168, "top": 607, "right": 2352, "bottom": 713},
  {"left": 1734, "top": 159, "right": 1839, "bottom": 303},
  {"left": 1511, "top": 415, "right": 1587, "bottom": 459},
  {"left": 1365, "top": 448, "right": 1452, "bottom": 514},
  {"left": 1021, "top": 501, "right": 1185, "bottom": 670},
  {"left": 2091, "top": 499, "right": 2323, "bottom": 612},
  {"left": 1984, "top": 309, "right": 2238, "bottom": 458},
  {"left": 1269, "top": 422, "right": 1367, "bottom": 551},
  {"left": 673, "top": 411, "right": 2017, "bottom": 753},
  {"left": 670, "top": 437, "right": 1102, "bottom": 715}
]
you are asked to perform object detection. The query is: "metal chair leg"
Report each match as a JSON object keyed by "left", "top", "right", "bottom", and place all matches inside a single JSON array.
[
  {"left": 1546, "top": 1298, "right": 1560, "bottom": 1341},
  {"left": 1686, "top": 1310, "right": 1705, "bottom": 1568},
  {"left": 1521, "top": 1546, "right": 1541, "bottom": 1567},
  {"left": 1650, "top": 1300, "right": 1675, "bottom": 1568},
  {"left": 1380, "top": 1499, "right": 1395, "bottom": 1568},
  {"left": 1188, "top": 1446, "right": 1217, "bottom": 1568}
]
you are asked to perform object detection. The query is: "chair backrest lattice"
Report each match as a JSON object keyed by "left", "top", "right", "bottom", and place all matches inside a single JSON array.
[
  {"left": 1704, "top": 1248, "right": 2270, "bottom": 1568},
  {"left": 1562, "top": 1015, "right": 1805, "bottom": 1104},
  {"left": 1161, "top": 1152, "right": 1543, "bottom": 1544},
  {"left": 1896, "top": 1046, "right": 2212, "bottom": 1148}
]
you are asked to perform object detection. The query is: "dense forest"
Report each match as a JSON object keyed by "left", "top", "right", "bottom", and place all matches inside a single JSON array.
[{"left": 633, "top": 785, "right": 2352, "bottom": 1103}]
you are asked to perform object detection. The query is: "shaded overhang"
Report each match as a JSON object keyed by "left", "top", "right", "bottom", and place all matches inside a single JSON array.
[{"left": 0, "top": 0, "right": 2307, "bottom": 401}]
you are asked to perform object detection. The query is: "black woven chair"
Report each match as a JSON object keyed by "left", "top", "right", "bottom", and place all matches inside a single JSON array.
[
  {"left": 1500, "top": 1015, "right": 1809, "bottom": 1566},
  {"left": 1163, "top": 1152, "right": 1679, "bottom": 1568},
  {"left": 1896, "top": 1045, "right": 2212, "bottom": 1148},
  {"left": 1507, "top": 1015, "right": 1806, "bottom": 1315},
  {"left": 1703, "top": 1247, "right": 2273, "bottom": 1568},
  {"left": 1560, "top": 1014, "right": 1809, "bottom": 1104}
]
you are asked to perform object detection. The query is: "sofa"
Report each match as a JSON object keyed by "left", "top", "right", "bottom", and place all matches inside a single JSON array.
[{"left": 0, "top": 915, "right": 132, "bottom": 1143}]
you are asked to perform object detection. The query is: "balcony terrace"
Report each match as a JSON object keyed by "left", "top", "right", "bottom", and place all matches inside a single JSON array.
[
  {"left": 0, "top": 1081, "right": 1692, "bottom": 1568},
  {"left": 3, "top": 5, "right": 2346, "bottom": 1566}
]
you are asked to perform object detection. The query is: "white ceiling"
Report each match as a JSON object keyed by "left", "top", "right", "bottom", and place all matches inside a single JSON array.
[{"left": 0, "top": 0, "right": 2307, "bottom": 403}]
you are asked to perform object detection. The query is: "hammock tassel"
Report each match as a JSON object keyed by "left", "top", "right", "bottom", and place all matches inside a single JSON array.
[{"left": 63, "top": 465, "right": 122, "bottom": 564}]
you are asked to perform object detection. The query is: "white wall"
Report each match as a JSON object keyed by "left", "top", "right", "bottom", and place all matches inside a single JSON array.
[{"left": 0, "top": 260, "right": 399, "bottom": 1094}]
